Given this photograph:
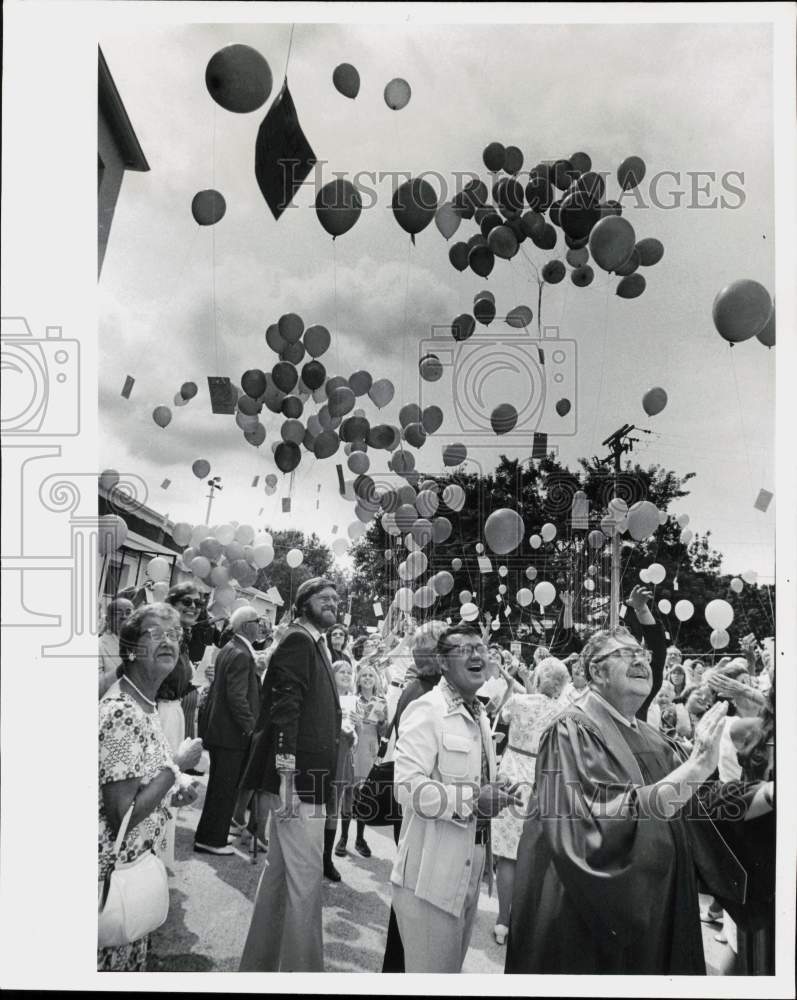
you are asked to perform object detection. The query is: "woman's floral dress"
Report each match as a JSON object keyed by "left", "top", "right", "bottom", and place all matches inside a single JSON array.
[{"left": 98, "top": 690, "right": 174, "bottom": 971}]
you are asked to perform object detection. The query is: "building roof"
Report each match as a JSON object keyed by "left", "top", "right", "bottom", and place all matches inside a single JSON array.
[{"left": 98, "top": 47, "right": 150, "bottom": 171}]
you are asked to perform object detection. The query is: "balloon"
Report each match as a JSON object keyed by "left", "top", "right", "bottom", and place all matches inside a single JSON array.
[
  {"left": 442, "top": 483, "right": 465, "bottom": 511},
  {"left": 583, "top": 579, "right": 595, "bottom": 592},
  {"left": 712, "top": 280, "right": 773, "bottom": 344},
  {"left": 368, "top": 378, "right": 394, "bottom": 409},
  {"left": 178, "top": 381, "right": 198, "bottom": 402},
  {"left": 333, "top": 62, "right": 360, "bottom": 99},
  {"left": 384, "top": 77, "right": 411, "bottom": 110},
  {"left": 705, "top": 599, "right": 734, "bottom": 630},
  {"left": 245, "top": 423, "right": 266, "bottom": 446},
  {"left": 657, "top": 599, "right": 672, "bottom": 615},
  {"left": 394, "top": 587, "right": 414, "bottom": 613},
  {"left": 192, "top": 459, "right": 210, "bottom": 479},
  {"left": 617, "top": 274, "right": 646, "bottom": 299},
  {"left": 676, "top": 514, "right": 690, "bottom": 529},
  {"left": 399, "top": 403, "right": 422, "bottom": 428},
  {"left": 540, "top": 523, "right": 557, "bottom": 543},
  {"left": 431, "top": 571, "right": 454, "bottom": 597},
  {"left": 191, "top": 189, "right": 226, "bottom": 226},
  {"left": 443, "top": 443, "right": 467, "bottom": 467},
  {"left": 484, "top": 509, "right": 524, "bottom": 555},
  {"left": 391, "top": 449, "right": 415, "bottom": 474},
  {"left": 415, "top": 489, "right": 439, "bottom": 518},
  {"left": 730, "top": 577, "right": 744, "bottom": 594},
  {"left": 741, "top": 569, "right": 758, "bottom": 585},
  {"left": 328, "top": 386, "right": 356, "bottom": 418},
  {"left": 472, "top": 298, "right": 496, "bottom": 328},
  {"left": 556, "top": 398, "right": 572, "bottom": 417},
  {"left": 224, "top": 540, "right": 245, "bottom": 563},
  {"left": 96, "top": 514, "right": 128, "bottom": 557},
  {"left": 570, "top": 264, "right": 594, "bottom": 288},
  {"left": 251, "top": 543, "right": 274, "bottom": 569},
  {"left": 468, "top": 245, "right": 495, "bottom": 278},
  {"left": 408, "top": 549, "right": 429, "bottom": 577},
  {"left": 589, "top": 216, "right": 636, "bottom": 272},
  {"left": 647, "top": 563, "right": 666, "bottom": 585},
  {"left": 236, "top": 524, "right": 255, "bottom": 546},
  {"left": 460, "top": 602, "right": 479, "bottom": 622},
  {"left": 642, "top": 387, "right": 668, "bottom": 417},
  {"left": 346, "top": 451, "right": 369, "bottom": 475},
  {"left": 680, "top": 528, "right": 693, "bottom": 545},
  {"left": 586, "top": 529, "right": 605, "bottom": 549},
  {"left": 280, "top": 419, "right": 304, "bottom": 445},
  {"left": 530, "top": 534, "right": 541, "bottom": 549},
  {"left": 490, "top": 403, "right": 518, "bottom": 436},
  {"left": 282, "top": 395, "right": 304, "bottom": 419},
  {"left": 205, "top": 44, "right": 272, "bottom": 113},
  {"left": 559, "top": 192, "right": 601, "bottom": 240},
  {"left": 152, "top": 406, "right": 172, "bottom": 429},
  {"left": 639, "top": 568, "right": 651, "bottom": 584},
  {"left": 435, "top": 202, "right": 461, "bottom": 241},
  {"left": 627, "top": 500, "right": 659, "bottom": 541},
  {"left": 756, "top": 306, "right": 775, "bottom": 348},
  {"left": 348, "top": 520, "right": 366, "bottom": 540},
  {"left": 503, "top": 145, "right": 524, "bottom": 175},
  {"left": 636, "top": 238, "right": 664, "bottom": 267},
  {"left": 710, "top": 628, "right": 730, "bottom": 650},
  {"left": 316, "top": 178, "right": 362, "bottom": 239},
  {"left": 392, "top": 178, "right": 437, "bottom": 241},
  {"left": 534, "top": 581, "right": 556, "bottom": 607},
  {"left": 313, "top": 429, "right": 340, "bottom": 459},
  {"left": 449, "top": 241, "right": 470, "bottom": 271},
  {"left": 506, "top": 305, "right": 533, "bottom": 329},
  {"left": 421, "top": 405, "right": 443, "bottom": 435},
  {"left": 482, "top": 142, "right": 505, "bottom": 172},
  {"left": 617, "top": 156, "right": 646, "bottom": 191},
  {"left": 674, "top": 600, "right": 694, "bottom": 622},
  {"left": 278, "top": 313, "right": 304, "bottom": 345},
  {"left": 199, "top": 537, "right": 223, "bottom": 561},
  {"left": 272, "top": 361, "right": 299, "bottom": 395},
  {"left": 285, "top": 548, "right": 303, "bottom": 569},
  {"left": 303, "top": 325, "right": 331, "bottom": 359},
  {"left": 265, "top": 324, "right": 286, "bottom": 354},
  {"left": 190, "top": 556, "right": 212, "bottom": 580},
  {"left": 542, "top": 260, "right": 566, "bottom": 284},
  {"left": 274, "top": 441, "right": 301, "bottom": 472},
  {"left": 414, "top": 585, "right": 436, "bottom": 609},
  {"left": 488, "top": 225, "right": 518, "bottom": 259},
  {"left": 531, "top": 223, "right": 557, "bottom": 250}
]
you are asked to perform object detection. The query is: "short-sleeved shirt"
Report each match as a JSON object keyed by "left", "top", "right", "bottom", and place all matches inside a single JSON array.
[{"left": 98, "top": 691, "right": 174, "bottom": 880}]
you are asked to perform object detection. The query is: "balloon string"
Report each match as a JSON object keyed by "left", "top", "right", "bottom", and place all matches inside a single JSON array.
[
  {"left": 211, "top": 103, "right": 219, "bottom": 371},
  {"left": 728, "top": 347, "right": 756, "bottom": 501},
  {"left": 589, "top": 280, "right": 612, "bottom": 453},
  {"left": 333, "top": 237, "right": 339, "bottom": 374},
  {"left": 401, "top": 234, "right": 412, "bottom": 411},
  {"left": 284, "top": 24, "right": 295, "bottom": 82}
]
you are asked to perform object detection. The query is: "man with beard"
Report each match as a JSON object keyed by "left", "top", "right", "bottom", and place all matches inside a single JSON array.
[{"left": 239, "top": 578, "right": 342, "bottom": 972}]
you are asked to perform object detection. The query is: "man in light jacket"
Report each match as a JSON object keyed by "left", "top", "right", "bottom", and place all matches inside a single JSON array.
[{"left": 391, "top": 624, "right": 521, "bottom": 972}]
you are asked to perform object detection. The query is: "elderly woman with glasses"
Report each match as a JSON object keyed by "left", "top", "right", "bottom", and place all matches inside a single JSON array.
[
  {"left": 98, "top": 604, "right": 202, "bottom": 971},
  {"left": 507, "top": 602, "right": 773, "bottom": 976}
]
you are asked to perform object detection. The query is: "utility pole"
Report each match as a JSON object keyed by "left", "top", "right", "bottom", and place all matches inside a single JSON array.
[
  {"left": 599, "top": 424, "right": 639, "bottom": 627},
  {"left": 204, "top": 477, "right": 223, "bottom": 526}
]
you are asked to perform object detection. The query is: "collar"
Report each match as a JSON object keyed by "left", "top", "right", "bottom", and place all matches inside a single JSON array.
[
  {"left": 235, "top": 633, "right": 257, "bottom": 659},
  {"left": 297, "top": 618, "right": 322, "bottom": 643},
  {"left": 589, "top": 688, "right": 639, "bottom": 730},
  {"left": 439, "top": 676, "right": 485, "bottom": 721}
]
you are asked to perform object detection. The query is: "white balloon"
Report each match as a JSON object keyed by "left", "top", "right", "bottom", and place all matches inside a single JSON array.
[
  {"left": 540, "top": 522, "right": 556, "bottom": 543},
  {"left": 348, "top": 521, "right": 366, "bottom": 540},
  {"left": 530, "top": 534, "right": 542, "bottom": 549},
  {"left": 286, "top": 548, "right": 304, "bottom": 568},
  {"left": 677, "top": 514, "right": 690, "bottom": 528},
  {"left": 253, "top": 544, "right": 274, "bottom": 568},
  {"left": 498, "top": 565, "right": 508, "bottom": 578},
  {"left": 534, "top": 581, "right": 556, "bottom": 607},
  {"left": 639, "top": 568, "right": 651, "bottom": 584},
  {"left": 460, "top": 601, "right": 479, "bottom": 622},
  {"left": 442, "top": 483, "right": 465, "bottom": 512},
  {"left": 216, "top": 523, "right": 236, "bottom": 545},
  {"left": 680, "top": 528, "right": 693, "bottom": 545},
  {"left": 254, "top": 531, "right": 273, "bottom": 547},
  {"left": 525, "top": 566, "right": 537, "bottom": 580},
  {"left": 730, "top": 577, "right": 743, "bottom": 594},
  {"left": 146, "top": 556, "right": 171, "bottom": 583},
  {"left": 236, "top": 523, "right": 255, "bottom": 545},
  {"left": 674, "top": 600, "right": 694, "bottom": 622},
  {"left": 741, "top": 569, "right": 758, "bottom": 585},
  {"left": 658, "top": 599, "right": 672, "bottom": 614},
  {"left": 710, "top": 628, "right": 730, "bottom": 650},
  {"left": 151, "top": 581, "right": 169, "bottom": 601},
  {"left": 705, "top": 599, "right": 734, "bottom": 630},
  {"left": 331, "top": 537, "right": 349, "bottom": 556},
  {"left": 172, "top": 522, "right": 193, "bottom": 546},
  {"left": 647, "top": 563, "right": 666, "bottom": 585},
  {"left": 395, "top": 587, "right": 414, "bottom": 613}
]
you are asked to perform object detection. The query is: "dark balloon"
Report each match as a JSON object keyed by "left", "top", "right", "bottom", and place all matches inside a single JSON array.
[
  {"left": 403, "top": 422, "right": 427, "bottom": 448},
  {"left": 469, "top": 245, "right": 495, "bottom": 277},
  {"left": 399, "top": 403, "right": 422, "bottom": 428},
  {"left": 525, "top": 173, "right": 553, "bottom": 212},
  {"left": 272, "top": 361, "right": 298, "bottom": 394},
  {"left": 614, "top": 249, "right": 640, "bottom": 276},
  {"left": 490, "top": 403, "right": 518, "bottom": 435},
  {"left": 483, "top": 142, "right": 506, "bottom": 172},
  {"left": 313, "top": 430, "right": 340, "bottom": 459},
  {"left": 488, "top": 225, "right": 519, "bottom": 259},
  {"left": 565, "top": 233, "right": 590, "bottom": 249},
  {"left": 180, "top": 381, "right": 198, "bottom": 401},
  {"left": 348, "top": 370, "right": 373, "bottom": 396},
  {"left": 241, "top": 369, "right": 267, "bottom": 398},
  {"left": 474, "top": 297, "right": 496, "bottom": 325},
  {"left": 421, "top": 405, "right": 443, "bottom": 434},
  {"left": 449, "top": 241, "right": 470, "bottom": 271},
  {"left": 542, "top": 260, "right": 566, "bottom": 284},
  {"left": 571, "top": 265, "right": 594, "bottom": 287},
  {"left": 520, "top": 211, "right": 545, "bottom": 239},
  {"left": 616, "top": 273, "right": 647, "bottom": 299},
  {"left": 452, "top": 313, "right": 476, "bottom": 342},
  {"left": 552, "top": 159, "right": 575, "bottom": 190},
  {"left": 281, "top": 395, "right": 304, "bottom": 419},
  {"left": 504, "top": 146, "right": 524, "bottom": 175},
  {"left": 280, "top": 341, "right": 305, "bottom": 365},
  {"left": 340, "top": 415, "right": 370, "bottom": 442},
  {"left": 617, "top": 156, "right": 646, "bottom": 191},
  {"left": 532, "top": 223, "right": 557, "bottom": 251},
  {"left": 316, "top": 178, "right": 362, "bottom": 239},
  {"left": 191, "top": 190, "right": 226, "bottom": 226},
  {"left": 480, "top": 212, "right": 504, "bottom": 238},
  {"left": 301, "top": 360, "right": 326, "bottom": 390},
  {"left": 559, "top": 192, "right": 601, "bottom": 240},
  {"left": 205, "top": 44, "right": 273, "bottom": 113},
  {"left": 467, "top": 233, "right": 488, "bottom": 250},
  {"left": 556, "top": 398, "right": 572, "bottom": 417},
  {"left": 275, "top": 440, "right": 301, "bottom": 472},
  {"left": 392, "top": 178, "right": 438, "bottom": 240},
  {"left": 237, "top": 393, "right": 261, "bottom": 416},
  {"left": 325, "top": 375, "right": 349, "bottom": 396},
  {"left": 635, "top": 238, "right": 664, "bottom": 266},
  {"left": 332, "top": 63, "right": 360, "bottom": 99},
  {"left": 569, "top": 151, "right": 592, "bottom": 174},
  {"left": 265, "top": 323, "right": 285, "bottom": 354}
]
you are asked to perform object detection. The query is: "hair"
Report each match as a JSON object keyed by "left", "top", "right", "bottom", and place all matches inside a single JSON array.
[
  {"left": 356, "top": 660, "right": 384, "bottom": 698},
  {"left": 580, "top": 627, "right": 637, "bottom": 682},
  {"left": 716, "top": 658, "right": 751, "bottom": 682},
  {"left": 229, "top": 606, "right": 258, "bottom": 632},
  {"left": 533, "top": 645, "right": 551, "bottom": 665},
  {"left": 118, "top": 603, "right": 181, "bottom": 667},
  {"left": 435, "top": 623, "right": 481, "bottom": 656},
  {"left": 667, "top": 645, "right": 682, "bottom": 659},
  {"left": 411, "top": 620, "right": 448, "bottom": 677},
  {"left": 166, "top": 581, "right": 200, "bottom": 606},
  {"left": 534, "top": 657, "right": 570, "bottom": 699},
  {"left": 331, "top": 658, "right": 354, "bottom": 694},
  {"left": 326, "top": 623, "right": 349, "bottom": 659},
  {"left": 293, "top": 576, "right": 336, "bottom": 617}
]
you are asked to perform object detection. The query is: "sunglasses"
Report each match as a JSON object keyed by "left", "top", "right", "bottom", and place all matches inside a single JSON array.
[{"left": 178, "top": 597, "right": 202, "bottom": 608}]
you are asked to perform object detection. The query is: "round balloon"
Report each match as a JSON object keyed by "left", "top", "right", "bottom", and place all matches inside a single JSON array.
[
  {"left": 392, "top": 178, "right": 437, "bottom": 239},
  {"left": 286, "top": 548, "right": 304, "bottom": 569},
  {"left": 680, "top": 528, "right": 693, "bottom": 546},
  {"left": 705, "top": 599, "right": 734, "bottom": 630},
  {"left": 451, "top": 557, "right": 463, "bottom": 571},
  {"left": 741, "top": 569, "right": 758, "bottom": 585},
  {"left": 556, "top": 398, "right": 572, "bottom": 417},
  {"left": 443, "top": 483, "right": 465, "bottom": 511},
  {"left": 435, "top": 202, "right": 461, "bottom": 241},
  {"left": 534, "top": 581, "right": 556, "bottom": 607},
  {"left": 530, "top": 534, "right": 541, "bottom": 549},
  {"left": 190, "top": 555, "right": 212, "bottom": 580},
  {"left": 617, "top": 274, "right": 646, "bottom": 299},
  {"left": 275, "top": 441, "right": 301, "bottom": 473},
  {"left": 152, "top": 406, "right": 172, "bottom": 429},
  {"left": 710, "top": 628, "right": 730, "bottom": 650},
  {"left": 730, "top": 577, "right": 743, "bottom": 594},
  {"left": 540, "top": 523, "right": 557, "bottom": 543},
  {"left": 468, "top": 245, "right": 495, "bottom": 278},
  {"left": 316, "top": 179, "right": 362, "bottom": 239},
  {"left": 443, "top": 443, "right": 467, "bottom": 467},
  {"left": 674, "top": 600, "right": 694, "bottom": 622},
  {"left": 617, "top": 156, "right": 646, "bottom": 191},
  {"left": 191, "top": 189, "right": 226, "bottom": 226},
  {"left": 384, "top": 78, "right": 411, "bottom": 110},
  {"left": 642, "top": 387, "right": 668, "bottom": 417},
  {"left": 368, "top": 378, "right": 395, "bottom": 409},
  {"left": 192, "top": 459, "right": 210, "bottom": 479},
  {"left": 333, "top": 63, "right": 360, "bottom": 99},
  {"left": 589, "top": 216, "right": 636, "bottom": 273},
  {"left": 756, "top": 306, "right": 775, "bottom": 348},
  {"left": 180, "top": 381, "right": 198, "bottom": 401},
  {"left": 647, "top": 563, "right": 666, "bottom": 585},
  {"left": 636, "top": 238, "right": 664, "bottom": 266},
  {"left": 484, "top": 509, "right": 524, "bottom": 555},
  {"left": 303, "top": 325, "right": 331, "bottom": 359},
  {"left": 658, "top": 599, "right": 672, "bottom": 614},
  {"left": 452, "top": 314, "right": 476, "bottom": 342},
  {"left": 712, "top": 280, "right": 773, "bottom": 345},
  {"left": 627, "top": 500, "right": 659, "bottom": 541},
  {"left": 205, "top": 44, "right": 272, "bottom": 113},
  {"left": 490, "top": 403, "right": 518, "bottom": 435}
]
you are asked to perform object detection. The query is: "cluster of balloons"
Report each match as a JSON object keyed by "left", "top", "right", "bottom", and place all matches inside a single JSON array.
[
  {"left": 442, "top": 149, "right": 663, "bottom": 299},
  {"left": 168, "top": 521, "right": 283, "bottom": 599},
  {"left": 152, "top": 380, "right": 202, "bottom": 429},
  {"left": 331, "top": 65, "right": 411, "bottom": 111},
  {"left": 712, "top": 280, "right": 774, "bottom": 348}
]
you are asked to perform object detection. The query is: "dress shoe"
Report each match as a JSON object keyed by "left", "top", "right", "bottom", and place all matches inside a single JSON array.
[
  {"left": 194, "top": 841, "right": 234, "bottom": 855},
  {"left": 354, "top": 838, "right": 371, "bottom": 859},
  {"left": 323, "top": 857, "right": 342, "bottom": 882},
  {"left": 334, "top": 838, "right": 348, "bottom": 858}
]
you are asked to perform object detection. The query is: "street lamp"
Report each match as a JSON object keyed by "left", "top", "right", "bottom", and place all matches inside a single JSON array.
[{"left": 205, "top": 476, "right": 223, "bottom": 525}]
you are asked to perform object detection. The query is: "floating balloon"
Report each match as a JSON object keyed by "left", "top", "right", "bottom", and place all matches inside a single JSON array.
[
  {"left": 614, "top": 249, "right": 640, "bottom": 276},
  {"left": 314, "top": 429, "right": 340, "bottom": 459},
  {"left": 442, "top": 483, "right": 465, "bottom": 511},
  {"left": 399, "top": 403, "right": 422, "bottom": 428},
  {"left": 530, "top": 534, "right": 541, "bottom": 549},
  {"left": 555, "top": 398, "right": 572, "bottom": 417},
  {"left": 252, "top": 543, "right": 274, "bottom": 569},
  {"left": 542, "top": 260, "right": 566, "bottom": 284},
  {"left": 421, "top": 405, "right": 443, "bottom": 435},
  {"left": 730, "top": 577, "right": 743, "bottom": 594},
  {"left": 414, "top": 585, "right": 436, "bottom": 609},
  {"left": 677, "top": 514, "right": 690, "bottom": 528},
  {"left": 192, "top": 459, "right": 210, "bottom": 479},
  {"left": 449, "top": 241, "right": 470, "bottom": 271},
  {"left": 540, "top": 523, "right": 557, "bottom": 543},
  {"left": 348, "top": 520, "right": 366, "bottom": 540},
  {"left": 639, "top": 568, "right": 651, "bottom": 584},
  {"left": 658, "top": 599, "right": 672, "bottom": 615},
  {"left": 680, "top": 528, "right": 693, "bottom": 546},
  {"left": 468, "top": 245, "right": 495, "bottom": 278},
  {"left": 589, "top": 216, "right": 636, "bottom": 272},
  {"left": 490, "top": 403, "right": 518, "bottom": 436},
  {"left": 97, "top": 514, "right": 128, "bottom": 556},
  {"left": 432, "top": 571, "right": 455, "bottom": 597},
  {"left": 303, "top": 325, "right": 331, "bottom": 359},
  {"left": 384, "top": 77, "right": 411, "bottom": 110},
  {"left": 484, "top": 508, "right": 524, "bottom": 555},
  {"left": 451, "top": 557, "right": 463, "bottom": 571},
  {"left": 432, "top": 516, "right": 452, "bottom": 543},
  {"left": 415, "top": 489, "right": 439, "bottom": 519},
  {"left": 205, "top": 44, "right": 273, "bottom": 113},
  {"left": 741, "top": 569, "right": 758, "bottom": 585},
  {"left": 642, "top": 387, "right": 668, "bottom": 417},
  {"left": 460, "top": 602, "right": 479, "bottom": 623},
  {"left": 368, "top": 378, "right": 394, "bottom": 409},
  {"left": 179, "top": 382, "right": 198, "bottom": 402},
  {"left": 191, "top": 190, "right": 226, "bottom": 226},
  {"left": 199, "top": 537, "right": 223, "bottom": 562},
  {"left": 756, "top": 306, "right": 775, "bottom": 348},
  {"left": 488, "top": 225, "right": 519, "bottom": 260},
  {"left": 152, "top": 406, "right": 172, "bottom": 429},
  {"left": 435, "top": 202, "right": 461, "bottom": 241},
  {"left": 617, "top": 274, "right": 646, "bottom": 299},
  {"left": 712, "top": 280, "right": 773, "bottom": 345},
  {"left": 190, "top": 555, "right": 211, "bottom": 580},
  {"left": 483, "top": 142, "right": 506, "bottom": 172},
  {"left": 393, "top": 178, "right": 437, "bottom": 241},
  {"left": 636, "top": 238, "right": 664, "bottom": 266},
  {"left": 525, "top": 566, "right": 538, "bottom": 581},
  {"left": 285, "top": 548, "right": 303, "bottom": 569},
  {"left": 626, "top": 500, "right": 659, "bottom": 541},
  {"left": 443, "top": 443, "right": 467, "bottom": 467},
  {"left": 647, "top": 563, "right": 666, "bottom": 585},
  {"left": 333, "top": 62, "right": 360, "bottom": 99},
  {"left": 674, "top": 600, "right": 694, "bottom": 622},
  {"left": 316, "top": 178, "right": 362, "bottom": 239},
  {"left": 571, "top": 265, "right": 594, "bottom": 287},
  {"left": 328, "top": 386, "right": 356, "bottom": 418},
  {"left": 583, "top": 579, "right": 595, "bottom": 592},
  {"left": 534, "top": 581, "right": 556, "bottom": 607},
  {"left": 275, "top": 441, "right": 301, "bottom": 472},
  {"left": 705, "top": 599, "right": 734, "bottom": 631},
  {"left": 710, "top": 628, "right": 730, "bottom": 650},
  {"left": 347, "top": 451, "right": 370, "bottom": 475},
  {"left": 587, "top": 529, "right": 605, "bottom": 548},
  {"left": 506, "top": 305, "right": 533, "bottom": 329},
  {"left": 617, "top": 155, "right": 646, "bottom": 191}
]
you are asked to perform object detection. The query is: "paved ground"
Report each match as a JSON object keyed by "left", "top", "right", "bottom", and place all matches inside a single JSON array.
[{"left": 147, "top": 777, "right": 730, "bottom": 974}]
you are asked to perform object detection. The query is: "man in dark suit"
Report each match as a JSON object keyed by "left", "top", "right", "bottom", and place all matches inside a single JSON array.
[
  {"left": 239, "top": 577, "right": 341, "bottom": 972},
  {"left": 194, "top": 606, "right": 264, "bottom": 855}
]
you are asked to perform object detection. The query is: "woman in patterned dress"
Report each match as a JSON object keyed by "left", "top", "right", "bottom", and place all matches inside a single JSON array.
[
  {"left": 98, "top": 603, "right": 201, "bottom": 971},
  {"left": 490, "top": 656, "right": 570, "bottom": 945}
]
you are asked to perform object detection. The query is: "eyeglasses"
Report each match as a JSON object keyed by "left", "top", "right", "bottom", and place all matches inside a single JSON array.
[
  {"left": 440, "top": 641, "right": 487, "bottom": 658},
  {"left": 593, "top": 645, "right": 651, "bottom": 666},
  {"left": 178, "top": 597, "right": 201, "bottom": 608},
  {"left": 142, "top": 626, "right": 182, "bottom": 642}
]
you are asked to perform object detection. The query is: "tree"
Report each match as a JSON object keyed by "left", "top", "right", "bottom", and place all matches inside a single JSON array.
[{"left": 253, "top": 529, "right": 334, "bottom": 620}]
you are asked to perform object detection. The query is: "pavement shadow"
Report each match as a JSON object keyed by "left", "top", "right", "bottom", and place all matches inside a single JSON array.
[{"left": 148, "top": 888, "right": 217, "bottom": 972}]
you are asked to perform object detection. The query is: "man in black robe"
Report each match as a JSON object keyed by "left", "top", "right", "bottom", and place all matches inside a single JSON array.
[{"left": 506, "top": 616, "right": 766, "bottom": 974}]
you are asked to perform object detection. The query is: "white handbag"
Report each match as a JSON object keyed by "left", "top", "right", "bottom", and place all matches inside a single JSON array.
[{"left": 98, "top": 799, "right": 170, "bottom": 949}]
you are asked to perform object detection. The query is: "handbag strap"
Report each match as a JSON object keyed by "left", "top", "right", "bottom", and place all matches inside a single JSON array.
[
  {"left": 111, "top": 800, "right": 136, "bottom": 863},
  {"left": 377, "top": 711, "right": 398, "bottom": 760}
]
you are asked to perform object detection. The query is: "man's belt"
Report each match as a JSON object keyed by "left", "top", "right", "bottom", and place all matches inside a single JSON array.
[{"left": 507, "top": 744, "right": 537, "bottom": 758}]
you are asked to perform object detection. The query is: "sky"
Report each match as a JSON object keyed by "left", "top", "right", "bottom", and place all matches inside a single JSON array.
[{"left": 98, "top": 19, "right": 776, "bottom": 581}]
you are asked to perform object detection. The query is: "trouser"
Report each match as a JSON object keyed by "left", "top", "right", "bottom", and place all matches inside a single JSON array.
[
  {"left": 392, "top": 845, "right": 485, "bottom": 973},
  {"left": 194, "top": 745, "right": 247, "bottom": 848},
  {"left": 239, "top": 793, "right": 326, "bottom": 972}
]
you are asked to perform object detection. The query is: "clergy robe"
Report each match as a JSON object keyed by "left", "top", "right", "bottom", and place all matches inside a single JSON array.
[{"left": 506, "top": 688, "right": 747, "bottom": 974}]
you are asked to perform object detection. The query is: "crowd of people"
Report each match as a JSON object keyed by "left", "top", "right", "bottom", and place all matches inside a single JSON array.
[{"left": 97, "top": 577, "right": 776, "bottom": 976}]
